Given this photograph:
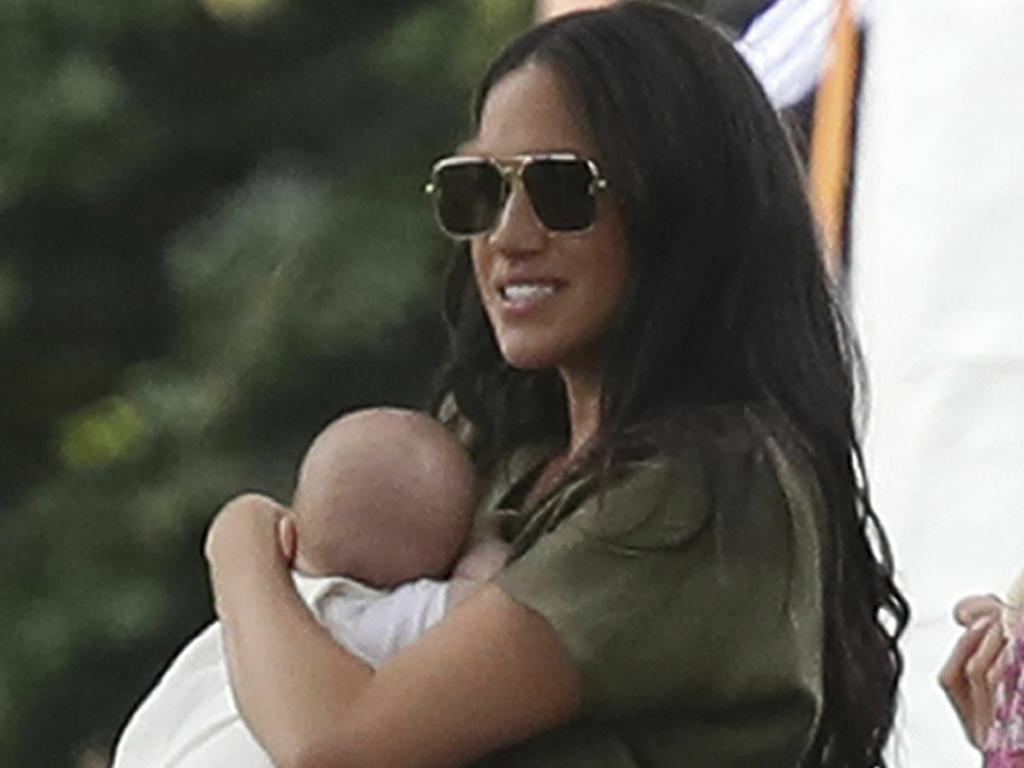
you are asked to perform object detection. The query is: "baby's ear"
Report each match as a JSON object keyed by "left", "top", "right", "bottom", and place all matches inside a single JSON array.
[{"left": 277, "top": 514, "right": 297, "bottom": 563}]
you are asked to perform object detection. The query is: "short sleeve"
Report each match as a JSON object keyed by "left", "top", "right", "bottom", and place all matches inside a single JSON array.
[{"left": 493, "top": 445, "right": 824, "bottom": 720}]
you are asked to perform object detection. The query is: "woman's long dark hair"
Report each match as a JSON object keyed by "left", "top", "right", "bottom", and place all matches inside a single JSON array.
[{"left": 433, "top": 3, "right": 908, "bottom": 766}]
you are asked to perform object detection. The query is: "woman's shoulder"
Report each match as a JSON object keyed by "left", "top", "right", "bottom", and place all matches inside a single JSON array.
[
  {"left": 532, "top": 405, "right": 786, "bottom": 544},
  {"left": 610, "top": 402, "right": 811, "bottom": 494},
  {"left": 491, "top": 404, "right": 829, "bottom": 730},
  {"left": 626, "top": 401, "right": 796, "bottom": 455},
  {"left": 547, "top": 403, "right": 812, "bottom": 548}
]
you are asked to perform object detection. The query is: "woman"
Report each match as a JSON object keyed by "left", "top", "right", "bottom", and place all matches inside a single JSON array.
[{"left": 204, "top": 3, "right": 908, "bottom": 766}]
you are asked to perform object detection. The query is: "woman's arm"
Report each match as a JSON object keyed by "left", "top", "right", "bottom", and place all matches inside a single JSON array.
[{"left": 205, "top": 495, "right": 582, "bottom": 768}]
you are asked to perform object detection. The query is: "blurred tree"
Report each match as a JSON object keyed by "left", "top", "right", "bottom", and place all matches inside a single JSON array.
[{"left": 0, "top": 1, "right": 531, "bottom": 765}]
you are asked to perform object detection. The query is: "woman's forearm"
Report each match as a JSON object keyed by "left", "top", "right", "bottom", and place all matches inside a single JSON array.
[
  {"left": 221, "top": 566, "right": 376, "bottom": 764},
  {"left": 208, "top": 496, "right": 376, "bottom": 766},
  {"left": 205, "top": 495, "right": 582, "bottom": 768}
]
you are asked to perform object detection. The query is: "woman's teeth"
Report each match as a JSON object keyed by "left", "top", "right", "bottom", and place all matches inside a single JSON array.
[{"left": 501, "top": 283, "right": 558, "bottom": 301}]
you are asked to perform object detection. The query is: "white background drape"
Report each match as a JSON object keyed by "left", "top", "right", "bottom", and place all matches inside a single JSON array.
[{"left": 852, "top": 2, "right": 1024, "bottom": 765}]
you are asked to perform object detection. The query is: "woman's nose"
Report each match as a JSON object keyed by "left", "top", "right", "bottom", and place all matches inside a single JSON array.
[{"left": 487, "top": 182, "right": 546, "bottom": 255}]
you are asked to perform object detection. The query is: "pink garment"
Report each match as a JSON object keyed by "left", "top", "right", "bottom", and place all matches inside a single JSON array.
[{"left": 985, "top": 630, "right": 1024, "bottom": 767}]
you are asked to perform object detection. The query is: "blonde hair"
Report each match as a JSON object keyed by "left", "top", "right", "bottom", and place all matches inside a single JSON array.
[{"left": 1003, "top": 567, "right": 1024, "bottom": 640}]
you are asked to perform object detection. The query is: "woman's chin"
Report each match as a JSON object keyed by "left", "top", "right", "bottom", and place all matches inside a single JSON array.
[
  {"left": 502, "top": 355, "right": 554, "bottom": 372},
  {"left": 497, "top": 343, "right": 560, "bottom": 372},
  {"left": 497, "top": 337, "right": 604, "bottom": 378}
]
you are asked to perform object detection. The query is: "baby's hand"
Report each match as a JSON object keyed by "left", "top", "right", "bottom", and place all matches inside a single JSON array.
[
  {"left": 453, "top": 539, "right": 512, "bottom": 583},
  {"left": 446, "top": 532, "right": 513, "bottom": 614}
]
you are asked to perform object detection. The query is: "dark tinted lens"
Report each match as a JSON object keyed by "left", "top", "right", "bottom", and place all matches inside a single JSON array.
[
  {"left": 433, "top": 161, "right": 503, "bottom": 236},
  {"left": 522, "top": 158, "right": 596, "bottom": 231}
]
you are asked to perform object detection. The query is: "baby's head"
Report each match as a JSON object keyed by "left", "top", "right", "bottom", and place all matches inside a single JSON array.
[{"left": 289, "top": 408, "right": 477, "bottom": 588}]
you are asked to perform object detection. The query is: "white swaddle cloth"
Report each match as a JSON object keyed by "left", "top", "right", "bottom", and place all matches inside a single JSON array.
[{"left": 112, "top": 572, "right": 449, "bottom": 768}]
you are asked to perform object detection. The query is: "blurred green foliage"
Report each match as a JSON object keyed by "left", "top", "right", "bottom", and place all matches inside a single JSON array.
[{"left": 0, "top": 1, "right": 531, "bottom": 765}]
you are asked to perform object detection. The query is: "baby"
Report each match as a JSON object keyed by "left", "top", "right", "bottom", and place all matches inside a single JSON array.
[{"left": 112, "top": 407, "right": 506, "bottom": 768}]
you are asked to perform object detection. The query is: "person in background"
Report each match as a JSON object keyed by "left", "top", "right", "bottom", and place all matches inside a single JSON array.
[{"left": 942, "top": 571, "right": 1024, "bottom": 767}]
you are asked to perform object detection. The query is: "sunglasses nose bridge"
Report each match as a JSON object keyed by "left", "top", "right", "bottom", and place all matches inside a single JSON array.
[
  {"left": 488, "top": 170, "right": 548, "bottom": 250},
  {"left": 493, "top": 159, "right": 530, "bottom": 210}
]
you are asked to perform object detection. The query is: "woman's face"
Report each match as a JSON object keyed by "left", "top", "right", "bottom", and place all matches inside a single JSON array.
[{"left": 466, "top": 64, "right": 631, "bottom": 378}]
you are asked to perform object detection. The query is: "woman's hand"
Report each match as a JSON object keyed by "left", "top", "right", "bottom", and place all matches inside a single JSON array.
[
  {"left": 205, "top": 493, "right": 292, "bottom": 608},
  {"left": 939, "top": 594, "right": 1008, "bottom": 749}
]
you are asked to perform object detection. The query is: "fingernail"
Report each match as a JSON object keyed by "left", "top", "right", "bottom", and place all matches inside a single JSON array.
[{"left": 972, "top": 616, "right": 993, "bottom": 631}]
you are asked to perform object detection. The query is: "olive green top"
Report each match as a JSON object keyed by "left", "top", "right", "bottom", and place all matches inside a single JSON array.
[{"left": 471, "top": 409, "right": 826, "bottom": 767}]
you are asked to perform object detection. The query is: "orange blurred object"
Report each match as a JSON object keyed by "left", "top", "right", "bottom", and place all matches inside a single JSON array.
[{"left": 808, "top": 0, "right": 860, "bottom": 279}]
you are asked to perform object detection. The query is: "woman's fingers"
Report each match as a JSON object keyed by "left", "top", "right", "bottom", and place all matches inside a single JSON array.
[
  {"left": 205, "top": 494, "right": 292, "bottom": 616},
  {"left": 204, "top": 493, "right": 286, "bottom": 564}
]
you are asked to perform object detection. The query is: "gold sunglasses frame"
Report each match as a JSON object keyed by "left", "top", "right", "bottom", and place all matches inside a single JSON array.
[{"left": 424, "top": 152, "right": 609, "bottom": 240}]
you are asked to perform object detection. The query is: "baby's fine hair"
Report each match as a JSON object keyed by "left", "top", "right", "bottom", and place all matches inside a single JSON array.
[{"left": 292, "top": 407, "right": 477, "bottom": 586}]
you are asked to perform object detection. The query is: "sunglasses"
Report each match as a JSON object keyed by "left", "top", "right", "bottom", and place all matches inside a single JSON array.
[{"left": 424, "top": 153, "right": 609, "bottom": 240}]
